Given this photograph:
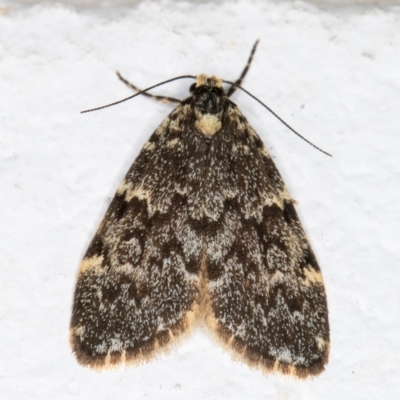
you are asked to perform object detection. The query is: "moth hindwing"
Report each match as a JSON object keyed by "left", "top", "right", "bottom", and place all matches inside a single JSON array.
[{"left": 70, "top": 45, "right": 329, "bottom": 378}]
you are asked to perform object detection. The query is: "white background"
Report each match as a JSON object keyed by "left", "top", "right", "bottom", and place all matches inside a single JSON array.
[{"left": 1, "top": 0, "right": 399, "bottom": 399}]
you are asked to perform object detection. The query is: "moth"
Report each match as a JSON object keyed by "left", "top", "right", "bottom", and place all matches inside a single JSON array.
[{"left": 70, "top": 41, "right": 330, "bottom": 378}]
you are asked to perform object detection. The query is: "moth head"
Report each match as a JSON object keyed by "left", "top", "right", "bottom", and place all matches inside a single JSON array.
[{"left": 190, "top": 74, "right": 225, "bottom": 115}]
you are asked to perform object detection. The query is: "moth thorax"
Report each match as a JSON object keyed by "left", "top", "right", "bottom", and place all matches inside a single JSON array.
[
  {"left": 192, "top": 75, "right": 225, "bottom": 137},
  {"left": 193, "top": 88, "right": 224, "bottom": 114}
]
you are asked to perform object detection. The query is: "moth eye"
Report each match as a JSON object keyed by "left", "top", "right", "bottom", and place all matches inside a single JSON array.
[{"left": 189, "top": 83, "right": 196, "bottom": 93}]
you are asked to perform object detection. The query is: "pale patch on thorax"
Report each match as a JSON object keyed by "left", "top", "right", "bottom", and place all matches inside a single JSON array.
[{"left": 195, "top": 113, "right": 222, "bottom": 137}]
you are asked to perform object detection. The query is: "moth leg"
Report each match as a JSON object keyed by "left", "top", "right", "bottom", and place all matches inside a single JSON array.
[
  {"left": 116, "top": 71, "right": 181, "bottom": 104},
  {"left": 226, "top": 39, "right": 259, "bottom": 97}
]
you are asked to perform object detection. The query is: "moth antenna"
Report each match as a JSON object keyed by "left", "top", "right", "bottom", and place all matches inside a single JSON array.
[
  {"left": 223, "top": 80, "right": 332, "bottom": 157},
  {"left": 81, "top": 75, "right": 196, "bottom": 114},
  {"left": 116, "top": 71, "right": 181, "bottom": 104},
  {"left": 227, "top": 39, "right": 260, "bottom": 97}
]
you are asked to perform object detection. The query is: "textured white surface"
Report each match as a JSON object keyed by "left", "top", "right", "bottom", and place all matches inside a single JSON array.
[{"left": 1, "top": 1, "right": 400, "bottom": 399}]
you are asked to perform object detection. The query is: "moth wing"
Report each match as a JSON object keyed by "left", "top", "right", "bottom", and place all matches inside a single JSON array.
[
  {"left": 70, "top": 106, "right": 202, "bottom": 369},
  {"left": 203, "top": 110, "right": 329, "bottom": 378}
]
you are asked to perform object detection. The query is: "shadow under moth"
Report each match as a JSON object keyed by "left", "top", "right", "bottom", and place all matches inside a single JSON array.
[{"left": 70, "top": 41, "right": 330, "bottom": 378}]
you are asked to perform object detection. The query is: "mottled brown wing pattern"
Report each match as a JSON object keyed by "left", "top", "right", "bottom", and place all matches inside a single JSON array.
[
  {"left": 70, "top": 105, "right": 205, "bottom": 369},
  {"left": 71, "top": 72, "right": 329, "bottom": 377},
  {"left": 202, "top": 104, "right": 329, "bottom": 378}
]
